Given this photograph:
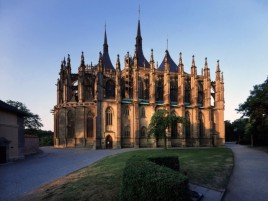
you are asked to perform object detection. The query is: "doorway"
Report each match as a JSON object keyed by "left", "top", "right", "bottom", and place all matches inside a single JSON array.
[
  {"left": 0, "top": 146, "right": 6, "bottom": 164},
  {"left": 105, "top": 135, "right": 113, "bottom": 149}
]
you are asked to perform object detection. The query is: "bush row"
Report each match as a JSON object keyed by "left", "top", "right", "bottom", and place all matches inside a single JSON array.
[{"left": 120, "top": 156, "right": 190, "bottom": 201}]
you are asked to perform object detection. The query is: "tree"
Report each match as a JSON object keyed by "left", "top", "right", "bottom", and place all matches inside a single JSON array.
[
  {"left": 147, "top": 109, "right": 187, "bottom": 149},
  {"left": 6, "top": 100, "right": 43, "bottom": 130},
  {"left": 237, "top": 76, "right": 268, "bottom": 146}
]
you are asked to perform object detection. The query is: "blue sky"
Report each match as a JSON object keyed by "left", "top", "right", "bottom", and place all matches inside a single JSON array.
[{"left": 1, "top": 0, "right": 268, "bottom": 131}]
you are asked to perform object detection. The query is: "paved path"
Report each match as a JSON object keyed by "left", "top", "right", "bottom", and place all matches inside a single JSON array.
[
  {"left": 223, "top": 143, "right": 268, "bottom": 201},
  {"left": 0, "top": 147, "right": 133, "bottom": 201}
]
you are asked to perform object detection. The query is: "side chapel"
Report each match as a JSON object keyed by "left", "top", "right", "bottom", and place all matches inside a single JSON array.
[{"left": 53, "top": 18, "right": 225, "bottom": 149}]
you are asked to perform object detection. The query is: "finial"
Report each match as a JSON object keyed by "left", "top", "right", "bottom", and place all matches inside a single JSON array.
[
  {"left": 201, "top": 68, "right": 203, "bottom": 76},
  {"left": 138, "top": 5, "right": 140, "bottom": 20},
  {"left": 167, "top": 35, "right": 168, "bottom": 50},
  {"left": 99, "top": 51, "right": 102, "bottom": 58},
  {"left": 217, "top": 60, "right": 220, "bottom": 71},
  {"left": 179, "top": 52, "right": 182, "bottom": 65},
  {"left": 204, "top": 57, "right": 208, "bottom": 69},
  {"left": 150, "top": 49, "right": 154, "bottom": 62},
  {"left": 63, "top": 57, "right": 66, "bottom": 66},
  {"left": 67, "top": 54, "right": 71, "bottom": 67},
  {"left": 116, "top": 54, "right": 121, "bottom": 70},
  {"left": 221, "top": 72, "right": 224, "bottom": 82},
  {"left": 81, "top": 51, "right": 85, "bottom": 66},
  {"left": 192, "top": 55, "right": 195, "bottom": 67},
  {"left": 157, "top": 61, "right": 159, "bottom": 68}
]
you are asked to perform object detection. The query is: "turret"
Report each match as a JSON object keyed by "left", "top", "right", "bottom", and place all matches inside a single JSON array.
[
  {"left": 178, "top": 52, "right": 185, "bottom": 105},
  {"left": 203, "top": 57, "right": 211, "bottom": 108},
  {"left": 116, "top": 54, "right": 121, "bottom": 102},
  {"left": 149, "top": 49, "right": 155, "bottom": 104},
  {"left": 163, "top": 50, "right": 170, "bottom": 106}
]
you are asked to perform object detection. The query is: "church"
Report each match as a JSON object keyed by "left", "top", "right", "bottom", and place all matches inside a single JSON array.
[{"left": 53, "top": 18, "right": 225, "bottom": 149}]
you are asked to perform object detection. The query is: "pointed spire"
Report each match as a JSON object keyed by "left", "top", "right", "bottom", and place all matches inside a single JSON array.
[
  {"left": 103, "top": 23, "right": 108, "bottom": 53},
  {"left": 204, "top": 57, "right": 208, "bottom": 69},
  {"left": 179, "top": 52, "right": 183, "bottom": 65},
  {"left": 166, "top": 36, "right": 168, "bottom": 50},
  {"left": 80, "top": 51, "right": 85, "bottom": 66},
  {"left": 150, "top": 49, "right": 154, "bottom": 63},
  {"left": 67, "top": 54, "right": 71, "bottom": 67},
  {"left": 63, "top": 57, "right": 66, "bottom": 67},
  {"left": 116, "top": 54, "right": 121, "bottom": 70},
  {"left": 216, "top": 60, "right": 220, "bottom": 72},
  {"left": 192, "top": 55, "right": 195, "bottom": 67},
  {"left": 136, "top": 19, "right": 142, "bottom": 48}
]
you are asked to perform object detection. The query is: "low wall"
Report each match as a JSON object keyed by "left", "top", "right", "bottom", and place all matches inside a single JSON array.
[{"left": 24, "top": 135, "right": 39, "bottom": 155}]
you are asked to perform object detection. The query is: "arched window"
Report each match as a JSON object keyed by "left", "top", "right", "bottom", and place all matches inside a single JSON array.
[
  {"left": 140, "top": 126, "right": 147, "bottom": 137},
  {"left": 185, "top": 79, "right": 191, "bottom": 103},
  {"left": 141, "top": 107, "right": 145, "bottom": 118},
  {"left": 185, "top": 111, "right": 190, "bottom": 139},
  {"left": 199, "top": 112, "right": 204, "bottom": 138},
  {"left": 138, "top": 79, "right": 144, "bottom": 99},
  {"left": 106, "top": 80, "right": 115, "bottom": 99},
  {"left": 156, "top": 79, "right": 163, "bottom": 101},
  {"left": 87, "top": 112, "right": 94, "bottom": 138},
  {"left": 198, "top": 82, "right": 203, "bottom": 105},
  {"left": 124, "top": 126, "right": 130, "bottom": 137},
  {"left": 170, "top": 80, "right": 178, "bottom": 102},
  {"left": 106, "top": 107, "right": 113, "bottom": 131},
  {"left": 144, "top": 79, "right": 149, "bottom": 99},
  {"left": 67, "top": 110, "right": 74, "bottom": 138},
  {"left": 171, "top": 111, "right": 178, "bottom": 138},
  {"left": 124, "top": 107, "right": 130, "bottom": 116}
]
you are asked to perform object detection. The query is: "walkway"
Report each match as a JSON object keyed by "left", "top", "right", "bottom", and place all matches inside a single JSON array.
[
  {"left": 223, "top": 143, "right": 268, "bottom": 201},
  {"left": 0, "top": 147, "right": 132, "bottom": 201}
]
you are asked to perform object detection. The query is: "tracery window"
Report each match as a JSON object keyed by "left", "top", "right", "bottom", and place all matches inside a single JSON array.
[
  {"left": 124, "top": 126, "right": 130, "bottom": 137},
  {"left": 199, "top": 112, "right": 204, "bottom": 138},
  {"left": 67, "top": 110, "right": 74, "bottom": 138},
  {"left": 198, "top": 82, "right": 203, "bottom": 105},
  {"left": 156, "top": 79, "right": 163, "bottom": 101},
  {"left": 141, "top": 107, "right": 145, "bottom": 118},
  {"left": 170, "top": 80, "right": 178, "bottom": 102},
  {"left": 140, "top": 126, "right": 147, "bottom": 137},
  {"left": 105, "top": 79, "right": 115, "bottom": 99},
  {"left": 125, "top": 107, "right": 130, "bottom": 116},
  {"left": 185, "top": 111, "right": 191, "bottom": 139},
  {"left": 87, "top": 112, "right": 94, "bottom": 138},
  {"left": 138, "top": 79, "right": 144, "bottom": 99},
  {"left": 106, "top": 107, "right": 113, "bottom": 131},
  {"left": 185, "top": 79, "right": 191, "bottom": 103},
  {"left": 171, "top": 111, "right": 178, "bottom": 138}
]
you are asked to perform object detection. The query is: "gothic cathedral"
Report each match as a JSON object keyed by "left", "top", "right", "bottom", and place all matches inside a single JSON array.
[{"left": 53, "top": 19, "right": 225, "bottom": 149}]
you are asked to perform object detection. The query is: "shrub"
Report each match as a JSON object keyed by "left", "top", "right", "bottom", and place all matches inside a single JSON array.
[
  {"left": 148, "top": 156, "right": 180, "bottom": 172},
  {"left": 120, "top": 156, "right": 190, "bottom": 201}
]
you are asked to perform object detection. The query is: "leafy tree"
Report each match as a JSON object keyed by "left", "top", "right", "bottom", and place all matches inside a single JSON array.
[
  {"left": 237, "top": 76, "right": 268, "bottom": 146},
  {"left": 147, "top": 109, "right": 187, "bottom": 149},
  {"left": 6, "top": 100, "right": 43, "bottom": 130},
  {"left": 225, "top": 120, "right": 234, "bottom": 142}
]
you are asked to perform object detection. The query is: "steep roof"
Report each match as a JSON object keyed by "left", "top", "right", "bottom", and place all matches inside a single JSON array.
[
  {"left": 0, "top": 100, "right": 28, "bottom": 116},
  {"left": 135, "top": 19, "right": 150, "bottom": 68},
  {"left": 102, "top": 28, "right": 115, "bottom": 71},
  {"left": 158, "top": 50, "right": 178, "bottom": 72}
]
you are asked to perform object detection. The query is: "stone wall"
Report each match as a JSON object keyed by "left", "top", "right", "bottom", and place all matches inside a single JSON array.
[{"left": 24, "top": 135, "right": 39, "bottom": 155}]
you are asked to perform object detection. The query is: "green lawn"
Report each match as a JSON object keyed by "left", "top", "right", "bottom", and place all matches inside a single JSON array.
[{"left": 35, "top": 148, "right": 233, "bottom": 201}]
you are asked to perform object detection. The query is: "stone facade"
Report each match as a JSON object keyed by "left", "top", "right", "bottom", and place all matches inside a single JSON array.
[
  {"left": 0, "top": 100, "right": 26, "bottom": 162},
  {"left": 53, "top": 19, "right": 225, "bottom": 149}
]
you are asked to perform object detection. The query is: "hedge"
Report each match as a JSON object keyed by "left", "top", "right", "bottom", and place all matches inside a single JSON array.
[
  {"left": 120, "top": 156, "right": 190, "bottom": 201},
  {"left": 148, "top": 156, "right": 180, "bottom": 172}
]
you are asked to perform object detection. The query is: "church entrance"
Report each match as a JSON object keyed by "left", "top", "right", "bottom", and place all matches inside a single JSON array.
[
  {"left": 0, "top": 146, "right": 6, "bottom": 164},
  {"left": 105, "top": 135, "right": 113, "bottom": 149}
]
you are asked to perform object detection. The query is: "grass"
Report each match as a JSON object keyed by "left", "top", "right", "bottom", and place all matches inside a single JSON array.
[{"left": 22, "top": 148, "right": 233, "bottom": 201}]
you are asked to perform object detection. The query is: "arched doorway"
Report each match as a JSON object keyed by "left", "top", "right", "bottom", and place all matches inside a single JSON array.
[{"left": 105, "top": 135, "right": 113, "bottom": 149}]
